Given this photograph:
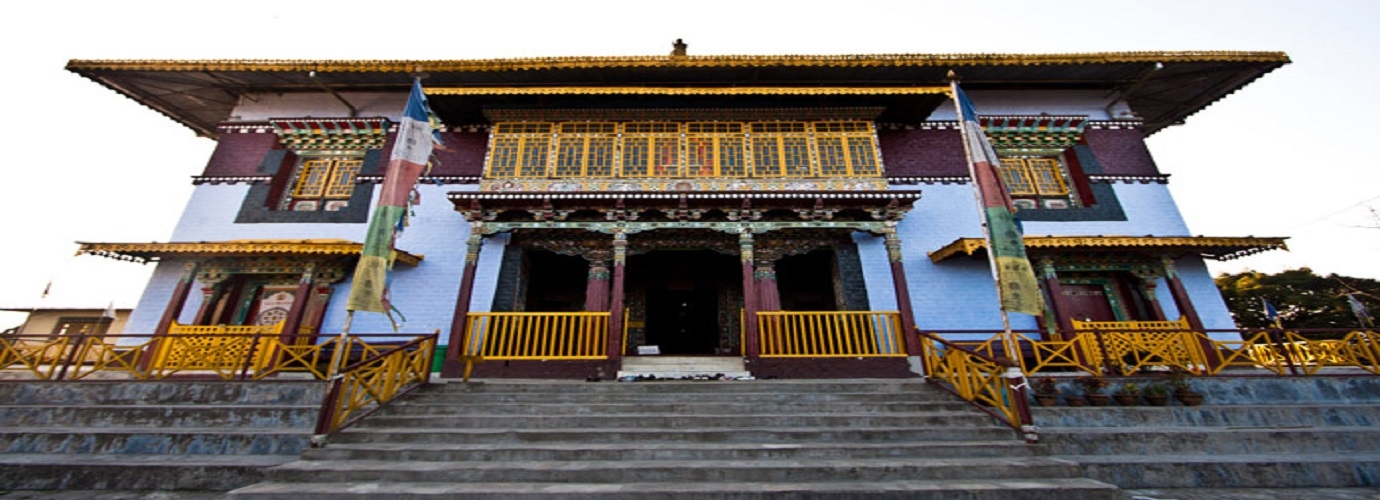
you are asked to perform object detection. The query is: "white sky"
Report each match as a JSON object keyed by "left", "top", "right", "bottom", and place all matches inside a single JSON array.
[{"left": 2, "top": 0, "right": 1377, "bottom": 329}]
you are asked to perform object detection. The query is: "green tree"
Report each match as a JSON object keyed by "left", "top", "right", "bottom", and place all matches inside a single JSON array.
[{"left": 1215, "top": 268, "right": 1379, "bottom": 334}]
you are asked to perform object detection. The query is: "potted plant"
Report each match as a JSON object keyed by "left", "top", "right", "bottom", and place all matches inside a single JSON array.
[
  {"left": 1167, "top": 367, "right": 1205, "bottom": 406},
  {"left": 1078, "top": 376, "right": 1111, "bottom": 406},
  {"left": 1032, "top": 377, "right": 1060, "bottom": 407},
  {"left": 1143, "top": 383, "right": 1170, "bottom": 406},
  {"left": 1114, "top": 382, "right": 1141, "bottom": 406}
]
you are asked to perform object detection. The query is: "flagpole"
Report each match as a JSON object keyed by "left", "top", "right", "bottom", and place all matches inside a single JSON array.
[
  {"left": 329, "top": 310, "right": 354, "bottom": 378},
  {"left": 949, "top": 75, "right": 1019, "bottom": 362}
]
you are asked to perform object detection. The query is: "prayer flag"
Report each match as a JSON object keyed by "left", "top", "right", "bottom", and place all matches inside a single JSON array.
[
  {"left": 1348, "top": 294, "right": 1372, "bottom": 326},
  {"left": 951, "top": 83, "right": 1045, "bottom": 316},
  {"left": 345, "top": 78, "right": 443, "bottom": 321}
]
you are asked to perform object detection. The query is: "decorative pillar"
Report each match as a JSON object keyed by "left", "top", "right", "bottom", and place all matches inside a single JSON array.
[
  {"left": 1161, "top": 256, "right": 1220, "bottom": 368},
  {"left": 755, "top": 260, "right": 781, "bottom": 312},
  {"left": 607, "top": 231, "right": 628, "bottom": 361},
  {"left": 740, "top": 230, "right": 760, "bottom": 359},
  {"left": 278, "top": 263, "right": 316, "bottom": 345},
  {"left": 442, "top": 231, "right": 485, "bottom": 378},
  {"left": 884, "top": 228, "right": 922, "bottom": 355},
  {"left": 143, "top": 262, "right": 200, "bottom": 371},
  {"left": 155, "top": 262, "right": 200, "bottom": 335},
  {"left": 1040, "top": 259, "right": 1076, "bottom": 340},
  {"left": 1140, "top": 278, "right": 1168, "bottom": 321},
  {"left": 1161, "top": 257, "right": 1204, "bottom": 330},
  {"left": 192, "top": 285, "right": 222, "bottom": 325},
  {"left": 584, "top": 260, "right": 611, "bottom": 312}
]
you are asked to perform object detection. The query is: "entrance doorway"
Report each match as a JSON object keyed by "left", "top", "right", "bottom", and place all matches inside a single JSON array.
[
  {"left": 627, "top": 249, "right": 740, "bottom": 356},
  {"left": 645, "top": 290, "right": 719, "bottom": 355}
]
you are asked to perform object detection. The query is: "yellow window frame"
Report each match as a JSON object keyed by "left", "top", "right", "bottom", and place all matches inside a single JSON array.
[
  {"left": 486, "top": 123, "right": 554, "bottom": 178},
  {"left": 293, "top": 157, "right": 362, "bottom": 200},
  {"left": 998, "top": 157, "right": 1069, "bottom": 197}
]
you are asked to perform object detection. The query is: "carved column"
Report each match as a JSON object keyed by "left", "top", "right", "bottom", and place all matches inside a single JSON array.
[
  {"left": 740, "top": 231, "right": 760, "bottom": 359},
  {"left": 1161, "top": 256, "right": 1220, "bottom": 368},
  {"left": 192, "top": 285, "right": 222, "bottom": 325},
  {"left": 1161, "top": 257, "right": 1204, "bottom": 330},
  {"left": 607, "top": 231, "right": 628, "bottom": 361},
  {"left": 755, "top": 260, "right": 781, "bottom": 312},
  {"left": 155, "top": 262, "right": 200, "bottom": 336},
  {"left": 143, "top": 262, "right": 200, "bottom": 371},
  {"left": 1138, "top": 276, "right": 1168, "bottom": 321},
  {"left": 1040, "top": 259, "right": 1075, "bottom": 341},
  {"left": 442, "top": 230, "right": 485, "bottom": 378},
  {"left": 278, "top": 263, "right": 316, "bottom": 346},
  {"left": 584, "top": 260, "right": 611, "bottom": 312},
  {"left": 884, "top": 228, "right": 922, "bottom": 355}
]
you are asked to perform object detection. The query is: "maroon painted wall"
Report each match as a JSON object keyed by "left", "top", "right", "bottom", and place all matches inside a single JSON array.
[
  {"left": 203, "top": 132, "right": 278, "bottom": 176},
  {"left": 878, "top": 128, "right": 967, "bottom": 177},
  {"left": 1083, "top": 127, "right": 1161, "bottom": 176}
]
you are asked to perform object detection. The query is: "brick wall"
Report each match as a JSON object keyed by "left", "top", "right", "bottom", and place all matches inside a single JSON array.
[{"left": 1084, "top": 127, "right": 1160, "bottom": 176}]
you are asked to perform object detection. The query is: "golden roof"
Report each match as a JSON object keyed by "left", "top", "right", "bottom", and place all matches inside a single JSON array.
[
  {"left": 76, "top": 239, "right": 423, "bottom": 266},
  {"left": 928, "top": 236, "right": 1289, "bottom": 263}
]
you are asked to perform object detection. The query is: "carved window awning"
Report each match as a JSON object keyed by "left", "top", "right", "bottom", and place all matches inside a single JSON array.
[
  {"left": 269, "top": 118, "right": 391, "bottom": 150},
  {"left": 927, "top": 235, "right": 1288, "bottom": 263},
  {"left": 76, "top": 239, "right": 424, "bottom": 266}
]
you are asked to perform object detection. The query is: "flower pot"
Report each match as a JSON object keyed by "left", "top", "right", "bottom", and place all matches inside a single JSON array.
[
  {"left": 1085, "top": 394, "right": 1111, "bottom": 406},
  {"left": 1034, "top": 394, "right": 1059, "bottom": 407},
  {"left": 1064, "top": 395, "right": 1087, "bottom": 407},
  {"left": 1175, "top": 392, "right": 1205, "bottom": 407},
  {"left": 1114, "top": 394, "right": 1140, "bottom": 406},
  {"left": 1144, "top": 395, "right": 1170, "bottom": 406}
]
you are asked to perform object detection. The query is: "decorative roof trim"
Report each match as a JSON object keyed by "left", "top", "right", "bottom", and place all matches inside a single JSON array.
[
  {"left": 484, "top": 107, "right": 886, "bottom": 122},
  {"left": 193, "top": 176, "right": 273, "bottom": 185},
  {"left": 269, "top": 117, "right": 391, "bottom": 150},
  {"left": 1087, "top": 174, "right": 1171, "bottom": 184},
  {"left": 357, "top": 175, "right": 480, "bottom": 185},
  {"left": 76, "top": 239, "right": 423, "bottom": 266},
  {"left": 888, "top": 176, "right": 970, "bottom": 185},
  {"left": 449, "top": 190, "right": 920, "bottom": 201},
  {"left": 431, "top": 86, "right": 949, "bottom": 97},
  {"left": 928, "top": 235, "right": 1288, "bottom": 263},
  {"left": 66, "top": 51, "right": 1290, "bottom": 73}
]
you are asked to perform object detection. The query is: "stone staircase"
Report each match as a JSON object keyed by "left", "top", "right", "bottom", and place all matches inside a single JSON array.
[
  {"left": 230, "top": 379, "right": 1125, "bottom": 499},
  {"left": 0, "top": 380, "right": 324, "bottom": 491},
  {"left": 1034, "top": 376, "right": 1380, "bottom": 491},
  {"left": 616, "top": 356, "right": 751, "bottom": 379}
]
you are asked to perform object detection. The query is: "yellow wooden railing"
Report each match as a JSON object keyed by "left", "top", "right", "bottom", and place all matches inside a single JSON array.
[
  {"left": 757, "top": 311, "right": 905, "bottom": 357},
  {"left": 1072, "top": 317, "right": 1208, "bottom": 375},
  {"left": 315, "top": 333, "right": 436, "bottom": 438},
  {"left": 149, "top": 322, "right": 285, "bottom": 377},
  {"left": 463, "top": 312, "right": 610, "bottom": 360},
  {"left": 917, "top": 331, "right": 1032, "bottom": 438}
]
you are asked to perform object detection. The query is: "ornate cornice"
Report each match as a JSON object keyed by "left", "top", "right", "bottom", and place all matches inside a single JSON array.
[
  {"left": 67, "top": 51, "right": 1290, "bottom": 73},
  {"left": 432, "top": 86, "right": 949, "bottom": 97},
  {"left": 193, "top": 176, "right": 273, "bottom": 185},
  {"left": 76, "top": 239, "right": 423, "bottom": 266},
  {"left": 484, "top": 107, "right": 885, "bottom": 122},
  {"left": 1087, "top": 174, "right": 1171, "bottom": 184},
  {"left": 270, "top": 117, "right": 391, "bottom": 150},
  {"left": 928, "top": 235, "right": 1289, "bottom": 263}
]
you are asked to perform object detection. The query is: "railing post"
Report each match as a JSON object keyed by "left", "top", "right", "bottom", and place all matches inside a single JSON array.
[{"left": 1002, "top": 364, "right": 1037, "bottom": 443}]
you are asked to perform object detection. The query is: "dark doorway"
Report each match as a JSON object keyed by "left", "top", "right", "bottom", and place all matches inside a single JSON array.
[
  {"left": 777, "top": 249, "right": 839, "bottom": 311},
  {"left": 645, "top": 289, "right": 719, "bottom": 354},
  {"left": 525, "top": 250, "right": 588, "bottom": 312}
]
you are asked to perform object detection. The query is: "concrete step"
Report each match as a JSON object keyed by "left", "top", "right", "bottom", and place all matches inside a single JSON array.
[
  {"left": 401, "top": 391, "right": 935, "bottom": 405},
  {"left": 0, "top": 404, "right": 319, "bottom": 429},
  {"left": 0, "top": 427, "right": 312, "bottom": 455},
  {"left": 352, "top": 412, "right": 993, "bottom": 429},
  {"left": 326, "top": 425, "right": 1021, "bottom": 446},
  {"left": 302, "top": 440, "right": 1036, "bottom": 462},
  {"left": 1032, "top": 404, "right": 1380, "bottom": 428},
  {"left": 1039, "top": 426, "right": 1380, "bottom": 455},
  {"left": 262, "top": 456, "right": 1086, "bottom": 484},
  {"left": 1068, "top": 453, "right": 1380, "bottom": 488},
  {"left": 379, "top": 401, "right": 971, "bottom": 415},
  {"left": 423, "top": 380, "right": 931, "bottom": 394},
  {"left": 0, "top": 454, "right": 295, "bottom": 490},
  {"left": 617, "top": 356, "right": 750, "bottom": 379},
  {"left": 229, "top": 477, "right": 1125, "bottom": 499},
  {"left": 0, "top": 380, "right": 327, "bottom": 406}
]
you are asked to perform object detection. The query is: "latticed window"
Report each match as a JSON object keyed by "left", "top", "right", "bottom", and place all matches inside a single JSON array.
[
  {"left": 286, "top": 156, "right": 362, "bottom": 211},
  {"left": 482, "top": 120, "right": 882, "bottom": 180},
  {"left": 622, "top": 123, "right": 682, "bottom": 177},
  {"left": 686, "top": 123, "right": 747, "bottom": 177},
  {"left": 750, "top": 122, "right": 812, "bottom": 177},
  {"left": 554, "top": 123, "right": 617, "bottom": 177},
  {"left": 998, "top": 157, "right": 1069, "bottom": 197},
  {"left": 488, "top": 123, "right": 554, "bottom": 178}
]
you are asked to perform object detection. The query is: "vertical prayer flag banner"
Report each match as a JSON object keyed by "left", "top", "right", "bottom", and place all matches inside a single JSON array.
[
  {"left": 346, "top": 78, "right": 443, "bottom": 317},
  {"left": 952, "top": 83, "right": 1046, "bottom": 316}
]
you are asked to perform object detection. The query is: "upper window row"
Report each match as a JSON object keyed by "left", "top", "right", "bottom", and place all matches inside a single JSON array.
[{"left": 484, "top": 121, "right": 881, "bottom": 179}]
